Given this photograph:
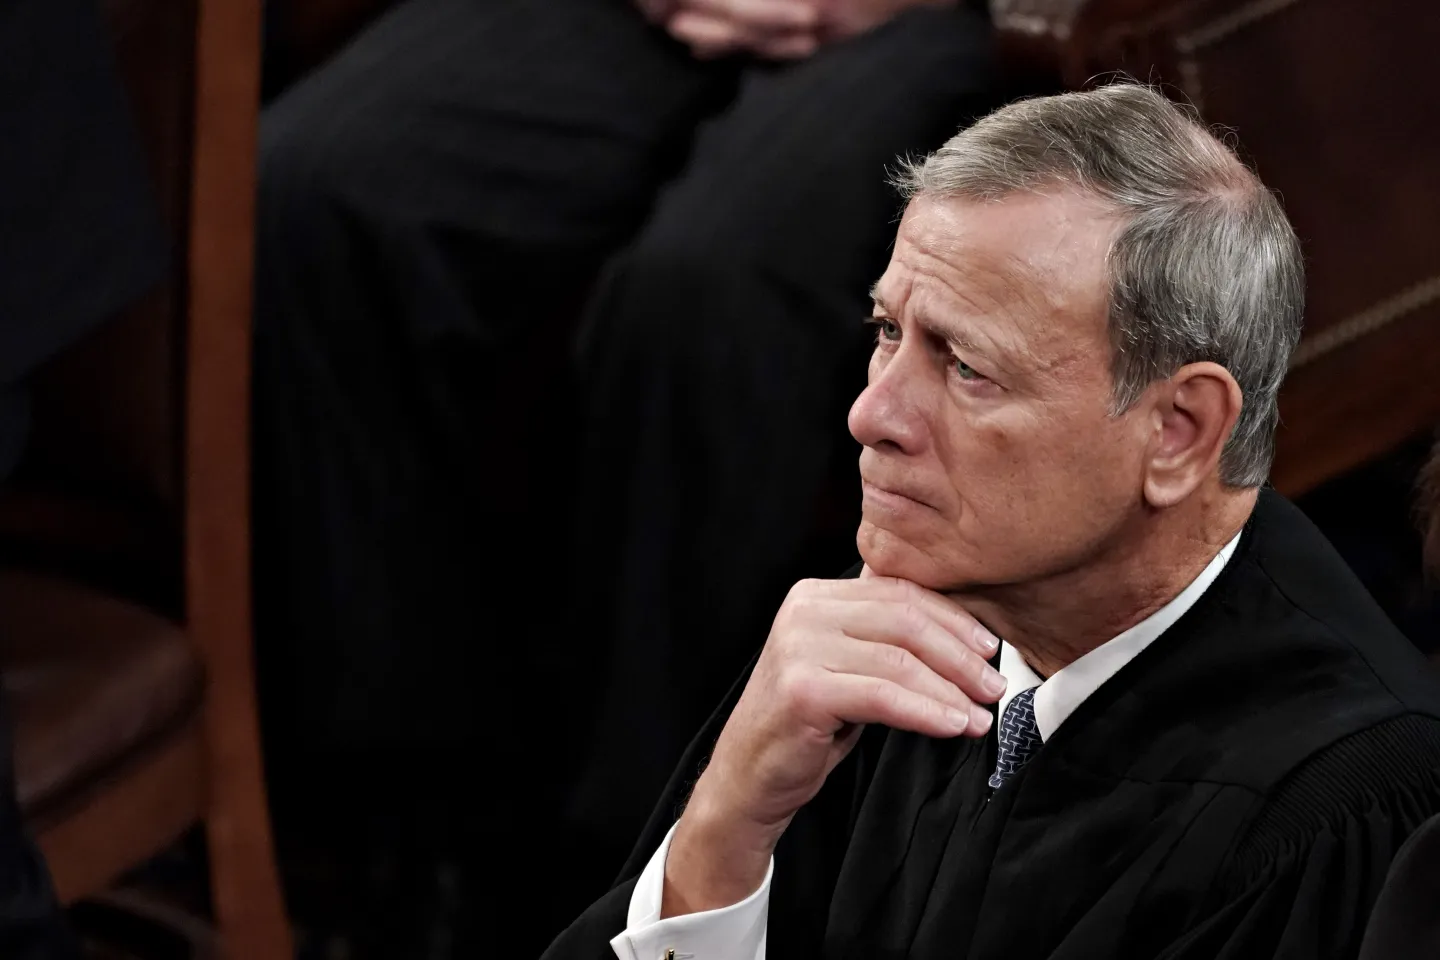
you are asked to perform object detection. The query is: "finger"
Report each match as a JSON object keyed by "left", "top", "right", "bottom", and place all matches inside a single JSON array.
[
  {"left": 835, "top": 601, "right": 1007, "bottom": 705},
  {"left": 905, "top": 584, "right": 1003, "bottom": 660},
  {"left": 805, "top": 577, "right": 1002, "bottom": 660},
  {"left": 683, "top": 0, "right": 819, "bottom": 32},
  {"left": 667, "top": 10, "right": 746, "bottom": 57},
  {"left": 748, "top": 29, "right": 817, "bottom": 61},
  {"left": 635, "top": 0, "right": 677, "bottom": 24},
  {"left": 754, "top": 32, "right": 823, "bottom": 61},
  {"left": 815, "top": 671, "right": 981, "bottom": 739},
  {"left": 827, "top": 636, "right": 994, "bottom": 734},
  {"left": 859, "top": 564, "right": 877, "bottom": 580}
]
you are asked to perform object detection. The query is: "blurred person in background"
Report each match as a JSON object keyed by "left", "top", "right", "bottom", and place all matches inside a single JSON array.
[
  {"left": 1358, "top": 438, "right": 1440, "bottom": 960},
  {"left": 0, "top": 0, "right": 166, "bottom": 956},
  {"left": 252, "top": 0, "right": 1019, "bottom": 950}
]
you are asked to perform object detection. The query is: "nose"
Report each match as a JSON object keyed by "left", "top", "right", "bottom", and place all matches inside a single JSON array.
[{"left": 848, "top": 352, "right": 927, "bottom": 455}]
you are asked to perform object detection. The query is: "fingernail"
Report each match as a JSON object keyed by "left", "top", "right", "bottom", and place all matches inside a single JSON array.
[
  {"left": 946, "top": 706, "right": 970, "bottom": 731},
  {"left": 975, "top": 627, "right": 1000, "bottom": 653},
  {"left": 969, "top": 705, "right": 993, "bottom": 734},
  {"left": 983, "top": 670, "right": 1007, "bottom": 697}
]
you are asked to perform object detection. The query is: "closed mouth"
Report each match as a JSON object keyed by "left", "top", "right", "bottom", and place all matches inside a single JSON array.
[{"left": 861, "top": 480, "right": 936, "bottom": 513}]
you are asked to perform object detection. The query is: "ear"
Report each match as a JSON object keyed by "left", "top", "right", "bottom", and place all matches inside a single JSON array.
[{"left": 1142, "top": 362, "right": 1244, "bottom": 508}]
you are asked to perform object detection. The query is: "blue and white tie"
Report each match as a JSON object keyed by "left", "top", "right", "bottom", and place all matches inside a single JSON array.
[{"left": 988, "top": 686, "right": 1042, "bottom": 789}]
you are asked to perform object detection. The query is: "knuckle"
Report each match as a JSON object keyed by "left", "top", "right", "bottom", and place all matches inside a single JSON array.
[
  {"left": 945, "top": 681, "right": 970, "bottom": 709},
  {"left": 777, "top": 587, "right": 818, "bottom": 627},
  {"left": 788, "top": 593, "right": 820, "bottom": 620},
  {"left": 878, "top": 642, "right": 916, "bottom": 677},
  {"left": 867, "top": 573, "right": 901, "bottom": 593},
  {"left": 866, "top": 676, "right": 904, "bottom": 714},
  {"left": 911, "top": 691, "right": 940, "bottom": 719},
  {"left": 896, "top": 602, "right": 928, "bottom": 639},
  {"left": 952, "top": 648, "right": 983, "bottom": 687},
  {"left": 782, "top": 583, "right": 825, "bottom": 617},
  {"left": 775, "top": 609, "right": 822, "bottom": 651},
  {"left": 775, "top": 664, "right": 816, "bottom": 711},
  {"left": 894, "top": 578, "right": 925, "bottom": 604},
  {"left": 962, "top": 647, "right": 989, "bottom": 680}
]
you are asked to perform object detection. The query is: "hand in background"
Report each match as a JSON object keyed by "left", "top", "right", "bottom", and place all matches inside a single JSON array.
[
  {"left": 652, "top": 0, "right": 825, "bottom": 61},
  {"left": 635, "top": 0, "right": 679, "bottom": 23},
  {"left": 642, "top": 0, "right": 956, "bottom": 62}
]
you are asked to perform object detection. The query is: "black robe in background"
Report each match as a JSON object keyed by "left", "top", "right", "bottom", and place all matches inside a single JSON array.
[
  {"left": 0, "top": 1, "right": 166, "bottom": 957},
  {"left": 546, "top": 490, "right": 1440, "bottom": 960},
  {"left": 1357, "top": 811, "right": 1440, "bottom": 959}
]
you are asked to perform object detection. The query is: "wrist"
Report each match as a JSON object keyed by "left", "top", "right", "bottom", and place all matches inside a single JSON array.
[{"left": 660, "top": 776, "right": 785, "bottom": 918}]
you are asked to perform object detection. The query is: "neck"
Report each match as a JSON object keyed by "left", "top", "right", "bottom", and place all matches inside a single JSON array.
[{"left": 955, "top": 487, "right": 1257, "bottom": 678}]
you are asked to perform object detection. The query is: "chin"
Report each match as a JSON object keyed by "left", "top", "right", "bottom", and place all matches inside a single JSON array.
[{"left": 856, "top": 521, "right": 973, "bottom": 591}]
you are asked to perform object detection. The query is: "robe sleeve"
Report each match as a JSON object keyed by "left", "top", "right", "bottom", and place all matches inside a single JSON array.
[{"left": 1158, "top": 713, "right": 1440, "bottom": 960}]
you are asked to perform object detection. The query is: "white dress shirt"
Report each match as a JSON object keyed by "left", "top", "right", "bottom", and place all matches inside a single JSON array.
[{"left": 609, "top": 533, "right": 1242, "bottom": 960}]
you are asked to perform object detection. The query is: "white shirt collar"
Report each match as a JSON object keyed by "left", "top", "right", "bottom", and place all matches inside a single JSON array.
[{"left": 996, "top": 531, "right": 1243, "bottom": 742}]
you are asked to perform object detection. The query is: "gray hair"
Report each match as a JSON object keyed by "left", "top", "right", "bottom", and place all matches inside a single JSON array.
[{"left": 893, "top": 83, "right": 1304, "bottom": 487}]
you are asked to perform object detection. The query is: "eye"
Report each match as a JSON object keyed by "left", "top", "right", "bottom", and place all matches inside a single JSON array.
[
  {"left": 869, "top": 318, "right": 901, "bottom": 342},
  {"left": 953, "top": 357, "right": 984, "bottom": 381}
]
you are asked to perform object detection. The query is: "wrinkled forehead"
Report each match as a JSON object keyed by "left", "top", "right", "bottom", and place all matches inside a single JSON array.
[{"left": 875, "top": 193, "right": 1117, "bottom": 375}]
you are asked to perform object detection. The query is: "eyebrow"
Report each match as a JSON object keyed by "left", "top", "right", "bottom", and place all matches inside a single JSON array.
[{"left": 869, "top": 283, "right": 993, "bottom": 360}]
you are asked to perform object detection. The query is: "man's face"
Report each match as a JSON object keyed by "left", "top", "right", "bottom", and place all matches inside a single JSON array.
[{"left": 851, "top": 192, "right": 1153, "bottom": 591}]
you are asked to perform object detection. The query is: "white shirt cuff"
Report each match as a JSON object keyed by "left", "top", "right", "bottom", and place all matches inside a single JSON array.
[{"left": 609, "top": 821, "right": 772, "bottom": 960}]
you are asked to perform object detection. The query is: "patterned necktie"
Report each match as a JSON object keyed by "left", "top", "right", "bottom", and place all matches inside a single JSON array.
[{"left": 988, "top": 686, "right": 1042, "bottom": 789}]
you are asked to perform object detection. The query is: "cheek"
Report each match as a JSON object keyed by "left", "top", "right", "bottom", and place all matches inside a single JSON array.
[
  {"left": 934, "top": 408, "right": 1030, "bottom": 493},
  {"left": 870, "top": 403, "right": 1144, "bottom": 587},
  {"left": 1025, "top": 413, "right": 1147, "bottom": 533},
  {"left": 943, "top": 406, "right": 1134, "bottom": 518}
]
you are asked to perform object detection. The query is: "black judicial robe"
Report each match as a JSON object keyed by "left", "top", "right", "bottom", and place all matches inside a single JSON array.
[{"left": 545, "top": 490, "right": 1440, "bottom": 960}]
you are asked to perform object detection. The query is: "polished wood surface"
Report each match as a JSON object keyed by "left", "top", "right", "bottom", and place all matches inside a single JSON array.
[
  {"left": 37, "top": 723, "right": 205, "bottom": 905},
  {"left": 187, "top": 0, "right": 293, "bottom": 954}
]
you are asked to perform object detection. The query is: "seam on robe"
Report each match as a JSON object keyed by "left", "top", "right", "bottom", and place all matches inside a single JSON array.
[
  {"left": 1093, "top": 779, "right": 1238, "bottom": 952},
  {"left": 1038, "top": 751, "right": 1267, "bottom": 793},
  {"left": 824, "top": 732, "right": 983, "bottom": 946}
]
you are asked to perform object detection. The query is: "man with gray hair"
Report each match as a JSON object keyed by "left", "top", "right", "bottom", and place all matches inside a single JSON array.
[{"left": 544, "top": 84, "right": 1440, "bottom": 960}]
